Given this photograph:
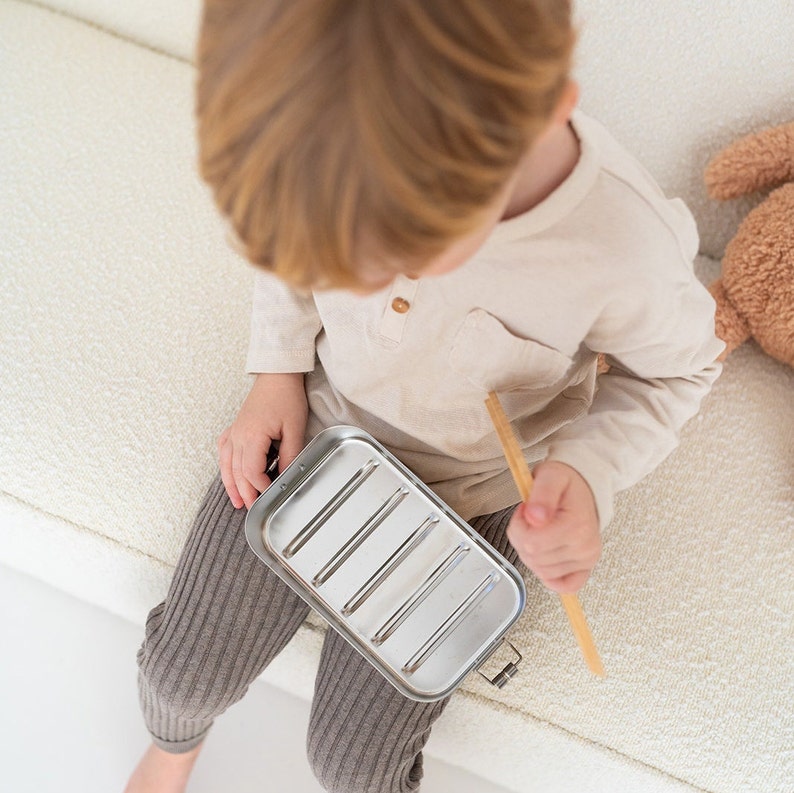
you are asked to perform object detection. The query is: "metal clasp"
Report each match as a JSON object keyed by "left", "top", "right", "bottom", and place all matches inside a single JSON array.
[{"left": 476, "top": 640, "right": 523, "bottom": 689}]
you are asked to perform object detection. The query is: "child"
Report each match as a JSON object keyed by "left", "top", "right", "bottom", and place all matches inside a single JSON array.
[{"left": 125, "top": 1, "right": 723, "bottom": 791}]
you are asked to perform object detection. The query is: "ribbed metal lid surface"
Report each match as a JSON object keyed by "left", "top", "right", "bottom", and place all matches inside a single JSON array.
[{"left": 246, "top": 426, "right": 525, "bottom": 701}]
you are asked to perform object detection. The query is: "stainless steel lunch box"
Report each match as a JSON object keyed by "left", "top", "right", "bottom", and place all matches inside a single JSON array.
[{"left": 245, "top": 426, "right": 526, "bottom": 701}]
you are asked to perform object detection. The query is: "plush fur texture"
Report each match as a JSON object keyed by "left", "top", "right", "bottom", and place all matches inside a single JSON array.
[{"left": 705, "top": 122, "right": 794, "bottom": 367}]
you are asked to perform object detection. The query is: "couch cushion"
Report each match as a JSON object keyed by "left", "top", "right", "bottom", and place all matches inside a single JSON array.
[
  {"left": 2, "top": 4, "right": 792, "bottom": 792},
  {"left": 1, "top": 0, "right": 253, "bottom": 571}
]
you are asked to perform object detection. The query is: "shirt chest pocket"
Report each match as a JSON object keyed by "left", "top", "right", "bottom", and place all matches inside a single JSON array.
[{"left": 448, "top": 309, "right": 574, "bottom": 393}]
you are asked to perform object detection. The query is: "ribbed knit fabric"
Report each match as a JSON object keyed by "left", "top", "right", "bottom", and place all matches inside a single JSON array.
[
  {"left": 136, "top": 473, "right": 519, "bottom": 790},
  {"left": 136, "top": 474, "right": 310, "bottom": 751}
]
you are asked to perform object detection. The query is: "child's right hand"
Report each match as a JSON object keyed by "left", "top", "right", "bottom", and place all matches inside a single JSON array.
[{"left": 218, "top": 372, "right": 308, "bottom": 509}]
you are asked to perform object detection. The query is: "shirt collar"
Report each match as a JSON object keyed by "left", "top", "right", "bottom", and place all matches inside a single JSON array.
[{"left": 484, "top": 110, "right": 601, "bottom": 244}]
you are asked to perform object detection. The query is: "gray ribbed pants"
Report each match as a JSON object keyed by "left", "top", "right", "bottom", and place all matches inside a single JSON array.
[{"left": 136, "top": 473, "right": 520, "bottom": 793}]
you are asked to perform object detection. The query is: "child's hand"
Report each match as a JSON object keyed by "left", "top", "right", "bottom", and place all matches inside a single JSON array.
[
  {"left": 506, "top": 461, "right": 601, "bottom": 594},
  {"left": 218, "top": 372, "right": 308, "bottom": 510}
]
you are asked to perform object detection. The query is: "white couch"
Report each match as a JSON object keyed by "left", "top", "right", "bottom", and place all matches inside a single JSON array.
[{"left": 2, "top": 1, "right": 793, "bottom": 791}]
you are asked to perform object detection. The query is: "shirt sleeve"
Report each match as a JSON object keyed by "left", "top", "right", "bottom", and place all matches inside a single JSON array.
[
  {"left": 545, "top": 262, "right": 724, "bottom": 531},
  {"left": 245, "top": 270, "right": 323, "bottom": 374}
]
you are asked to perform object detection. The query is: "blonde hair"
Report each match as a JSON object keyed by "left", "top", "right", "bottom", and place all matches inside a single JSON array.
[{"left": 197, "top": 0, "right": 575, "bottom": 290}]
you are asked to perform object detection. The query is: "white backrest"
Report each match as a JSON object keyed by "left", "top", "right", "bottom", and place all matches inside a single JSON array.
[
  {"left": 29, "top": 0, "right": 201, "bottom": 61},
  {"left": 574, "top": 0, "right": 794, "bottom": 257},
  {"left": 36, "top": 0, "right": 794, "bottom": 258}
]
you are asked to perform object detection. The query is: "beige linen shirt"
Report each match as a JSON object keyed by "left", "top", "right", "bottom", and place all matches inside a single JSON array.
[{"left": 247, "top": 112, "right": 724, "bottom": 528}]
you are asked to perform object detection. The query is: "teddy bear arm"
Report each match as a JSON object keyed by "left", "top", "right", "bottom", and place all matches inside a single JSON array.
[{"left": 709, "top": 278, "right": 751, "bottom": 360}]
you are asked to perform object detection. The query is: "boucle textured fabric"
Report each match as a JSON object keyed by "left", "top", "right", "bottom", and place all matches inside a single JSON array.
[
  {"left": 22, "top": 0, "right": 200, "bottom": 61},
  {"left": 2, "top": 2, "right": 792, "bottom": 792},
  {"left": 573, "top": 0, "right": 794, "bottom": 260},
  {"left": 2, "top": 0, "right": 253, "bottom": 570}
]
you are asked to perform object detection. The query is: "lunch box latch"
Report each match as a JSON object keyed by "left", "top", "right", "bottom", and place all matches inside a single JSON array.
[{"left": 476, "top": 640, "right": 523, "bottom": 689}]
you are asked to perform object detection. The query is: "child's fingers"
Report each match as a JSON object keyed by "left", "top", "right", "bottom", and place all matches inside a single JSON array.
[
  {"left": 507, "top": 528, "right": 561, "bottom": 564},
  {"left": 277, "top": 419, "right": 306, "bottom": 472},
  {"left": 505, "top": 460, "right": 601, "bottom": 594},
  {"left": 232, "top": 439, "right": 270, "bottom": 509},
  {"left": 544, "top": 569, "right": 591, "bottom": 595},
  {"left": 523, "top": 462, "right": 570, "bottom": 526},
  {"left": 534, "top": 552, "right": 597, "bottom": 582},
  {"left": 237, "top": 476, "right": 261, "bottom": 510},
  {"left": 218, "top": 433, "right": 244, "bottom": 509},
  {"left": 507, "top": 511, "right": 568, "bottom": 559},
  {"left": 507, "top": 507, "right": 599, "bottom": 589},
  {"left": 242, "top": 442, "right": 272, "bottom": 496},
  {"left": 519, "top": 522, "right": 600, "bottom": 562},
  {"left": 515, "top": 535, "right": 591, "bottom": 585},
  {"left": 231, "top": 443, "right": 264, "bottom": 510}
]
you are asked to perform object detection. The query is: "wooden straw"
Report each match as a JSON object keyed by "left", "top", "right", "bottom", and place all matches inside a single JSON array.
[{"left": 485, "top": 391, "right": 605, "bottom": 677}]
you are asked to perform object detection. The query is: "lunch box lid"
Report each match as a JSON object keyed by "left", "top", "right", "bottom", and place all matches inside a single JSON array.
[{"left": 245, "top": 426, "right": 526, "bottom": 701}]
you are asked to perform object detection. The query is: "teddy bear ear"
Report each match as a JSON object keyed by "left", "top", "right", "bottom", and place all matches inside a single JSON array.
[{"left": 704, "top": 121, "right": 794, "bottom": 201}]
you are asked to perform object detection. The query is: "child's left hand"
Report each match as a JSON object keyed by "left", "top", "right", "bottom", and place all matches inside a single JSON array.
[{"left": 506, "top": 461, "right": 601, "bottom": 594}]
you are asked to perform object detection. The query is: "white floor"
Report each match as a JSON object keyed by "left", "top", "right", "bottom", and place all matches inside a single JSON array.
[{"left": 0, "top": 563, "right": 515, "bottom": 793}]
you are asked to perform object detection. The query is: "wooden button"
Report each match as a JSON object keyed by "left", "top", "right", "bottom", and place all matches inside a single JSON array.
[{"left": 391, "top": 297, "right": 410, "bottom": 314}]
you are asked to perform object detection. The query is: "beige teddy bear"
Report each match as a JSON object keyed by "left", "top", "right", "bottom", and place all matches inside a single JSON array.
[{"left": 704, "top": 121, "right": 794, "bottom": 367}]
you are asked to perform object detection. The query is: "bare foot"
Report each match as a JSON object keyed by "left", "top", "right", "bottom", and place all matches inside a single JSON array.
[{"left": 124, "top": 742, "right": 203, "bottom": 793}]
